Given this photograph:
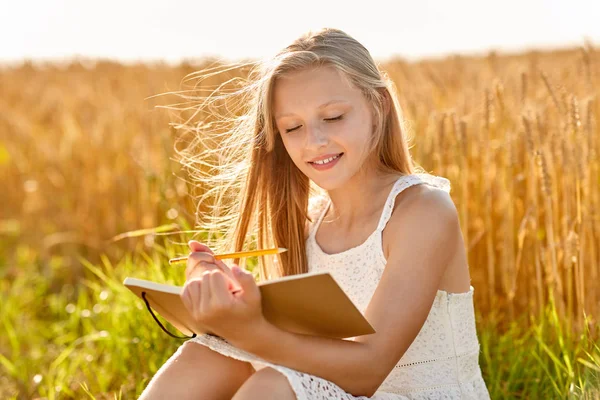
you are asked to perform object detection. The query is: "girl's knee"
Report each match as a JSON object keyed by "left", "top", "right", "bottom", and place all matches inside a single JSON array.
[{"left": 232, "top": 367, "right": 296, "bottom": 400}]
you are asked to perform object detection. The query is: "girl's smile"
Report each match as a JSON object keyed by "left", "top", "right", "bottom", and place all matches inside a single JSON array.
[{"left": 308, "top": 153, "right": 344, "bottom": 170}]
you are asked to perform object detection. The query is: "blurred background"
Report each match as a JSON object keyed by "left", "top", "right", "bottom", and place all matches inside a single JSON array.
[{"left": 1, "top": 0, "right": 599, "bottom": 398}]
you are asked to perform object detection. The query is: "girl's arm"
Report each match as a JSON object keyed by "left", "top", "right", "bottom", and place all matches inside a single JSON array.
[{"left": 231, "top": 188, "right": 462, "bottom": 397}]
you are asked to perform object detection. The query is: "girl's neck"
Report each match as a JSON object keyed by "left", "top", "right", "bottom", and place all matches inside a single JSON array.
[{"left": 324, "top": 170, "right": 402, "bottom": 231}]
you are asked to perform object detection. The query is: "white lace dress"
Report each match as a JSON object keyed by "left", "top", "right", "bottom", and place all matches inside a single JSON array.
[{"left": 186, "top": 173, "right": 491, "bottom": 399}]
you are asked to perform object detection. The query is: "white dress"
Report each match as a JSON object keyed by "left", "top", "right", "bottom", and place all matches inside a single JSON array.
[{"left": 186, "top": 173, "right": 491, "bottom": 399}]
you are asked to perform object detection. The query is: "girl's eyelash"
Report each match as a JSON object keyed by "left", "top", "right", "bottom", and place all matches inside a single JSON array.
[{"left": 284, "top": 115, "right": 344, "bottom": 133}]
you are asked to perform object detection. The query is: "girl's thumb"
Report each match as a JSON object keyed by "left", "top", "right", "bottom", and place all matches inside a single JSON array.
[
  {"left": 232, "top": 266, "right": 259, "bottom": 300},
  {"left": 232, "top": 266, "right": 254, "bottom": 287}
]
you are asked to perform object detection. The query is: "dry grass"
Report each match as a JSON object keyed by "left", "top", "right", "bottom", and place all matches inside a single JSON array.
[{"left": 1, "top": 46, "right": 598, "bottom": 337}]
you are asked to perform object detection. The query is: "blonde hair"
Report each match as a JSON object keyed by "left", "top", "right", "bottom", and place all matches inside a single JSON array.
[{"left": 169, "top": 28, "right": 418, "bottom": 281}]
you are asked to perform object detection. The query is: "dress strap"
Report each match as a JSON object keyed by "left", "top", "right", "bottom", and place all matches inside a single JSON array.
[{"left": 375, "top": 173, "right": 451, "bottom": 233}]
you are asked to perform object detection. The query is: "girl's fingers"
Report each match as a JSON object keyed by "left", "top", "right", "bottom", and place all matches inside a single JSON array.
[
  {"left": 188, "top": 240, "right": 214, "bottom": 254},
  {"left": 185, "top": 253, "right": 218, "bottom": 280},
  {"left": 185, "top": 242, "right": 239, "bottom": 290},
  {"left": 200, "top": 271, "right": 212, "bottom": 315},
  {"left": 187, "top": 279, "right": 202, "bottom": 316},
  {"left": 214, "top": 260, "right": 239, "bottom": 289},
  {"left": 210, "top": 270, "right": 233, "bottom": 306},
  {"left": 181, "top": 284, "right": 192, "bottom": 311}
]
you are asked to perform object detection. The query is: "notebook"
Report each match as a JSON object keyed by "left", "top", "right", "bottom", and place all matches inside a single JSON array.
[{"left": 123, "top": 271, "right": 376, "bottom": 339}]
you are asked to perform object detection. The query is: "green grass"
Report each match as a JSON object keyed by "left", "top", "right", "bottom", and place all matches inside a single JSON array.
[
  {"left": 478, "top": 302, "right": 600, "bottom": 398},
  {"left": 1, "top": 238, "right": 599, "bottom": 399}
]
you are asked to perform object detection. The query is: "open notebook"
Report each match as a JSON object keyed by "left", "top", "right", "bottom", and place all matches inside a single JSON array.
[{"left": 124, "top": 271, "right": 375, "bottom": 340}]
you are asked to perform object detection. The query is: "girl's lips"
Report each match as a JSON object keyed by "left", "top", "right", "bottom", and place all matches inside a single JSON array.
[
  {"left": 308, "top": 152, "right": 343, "bottom": 163},
  {"left": 308, "top": 153, "right": 343, "bottom": 171}
]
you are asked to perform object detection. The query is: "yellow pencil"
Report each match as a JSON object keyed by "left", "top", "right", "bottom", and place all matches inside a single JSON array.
[{"left": 168, "top": 247, "right": 288, "bottom": 265}]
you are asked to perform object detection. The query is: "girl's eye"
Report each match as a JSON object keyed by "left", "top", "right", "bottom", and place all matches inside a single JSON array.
[
  {"left": 285, "top": 125, "right": 301, "bottom": 133},
  {"left": 283, "top": 115, "right": 343, "bottom": 133}
]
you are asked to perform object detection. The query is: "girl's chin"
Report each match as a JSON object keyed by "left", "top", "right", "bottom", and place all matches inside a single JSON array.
[{"left": 308, "top": 176, "right": 348, "bottom": 191}]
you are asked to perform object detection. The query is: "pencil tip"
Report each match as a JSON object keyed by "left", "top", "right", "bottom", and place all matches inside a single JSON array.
[{"left": 278, "top": 247, "right": 288, "bottom": 253}]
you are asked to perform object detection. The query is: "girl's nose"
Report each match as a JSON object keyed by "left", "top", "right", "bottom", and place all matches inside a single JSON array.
[{"left": 305, "top": 124, "right": 328, "bottom": 149}]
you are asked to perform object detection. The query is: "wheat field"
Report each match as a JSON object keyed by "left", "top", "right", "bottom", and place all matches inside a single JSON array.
[{"left": 1, "top": 46, "right": 599, "bottom": 398}]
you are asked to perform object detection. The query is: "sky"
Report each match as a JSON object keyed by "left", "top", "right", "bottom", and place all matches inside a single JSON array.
[{"left": 2, "top": 0, "right": 600, "bottom": 65}]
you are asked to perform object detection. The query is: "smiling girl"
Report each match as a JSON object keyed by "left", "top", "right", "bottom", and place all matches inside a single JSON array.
[{"left": 139, "top": 28, "right": 490, "bottom": 399}]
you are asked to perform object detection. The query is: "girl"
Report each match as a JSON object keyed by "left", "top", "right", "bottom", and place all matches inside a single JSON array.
[{"left": 140, "top": 28, "right": 490, "bottom": 399}]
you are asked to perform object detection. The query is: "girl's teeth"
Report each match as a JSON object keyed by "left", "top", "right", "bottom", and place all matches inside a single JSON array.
[{"left": 313, "top": 154, "right": 340, "bottom": 165}]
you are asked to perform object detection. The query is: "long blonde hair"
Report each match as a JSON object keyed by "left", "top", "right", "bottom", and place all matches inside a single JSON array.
[{"left": 169, "top": 28, "right": 418, "bottom": 281}]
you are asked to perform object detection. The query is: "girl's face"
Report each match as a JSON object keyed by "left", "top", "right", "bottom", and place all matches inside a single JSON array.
[{"left": 272, "top": 65, "right": 376, "bottom": 190}]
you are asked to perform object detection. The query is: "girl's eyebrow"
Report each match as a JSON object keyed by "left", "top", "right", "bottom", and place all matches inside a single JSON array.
[{"left": 275, "top": 99, "right": 349, "bottom": 119}]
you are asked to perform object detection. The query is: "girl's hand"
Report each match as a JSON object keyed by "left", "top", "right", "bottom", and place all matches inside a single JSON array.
[
  {"left": 180, "top": 263, "right": 267, "bottom": 345},
  {"left": 185, "top": 240, "right": 239, "bottom": 292}
]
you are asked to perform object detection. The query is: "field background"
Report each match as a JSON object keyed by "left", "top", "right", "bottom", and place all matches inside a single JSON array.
[{"left": 1, "top": 46, "right": 600, "bottom": 398}]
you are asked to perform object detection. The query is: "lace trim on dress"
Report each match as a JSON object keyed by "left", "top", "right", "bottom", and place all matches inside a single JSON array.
[{"left": 394, "top": 348, "right": 480, "bottom": 368}]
